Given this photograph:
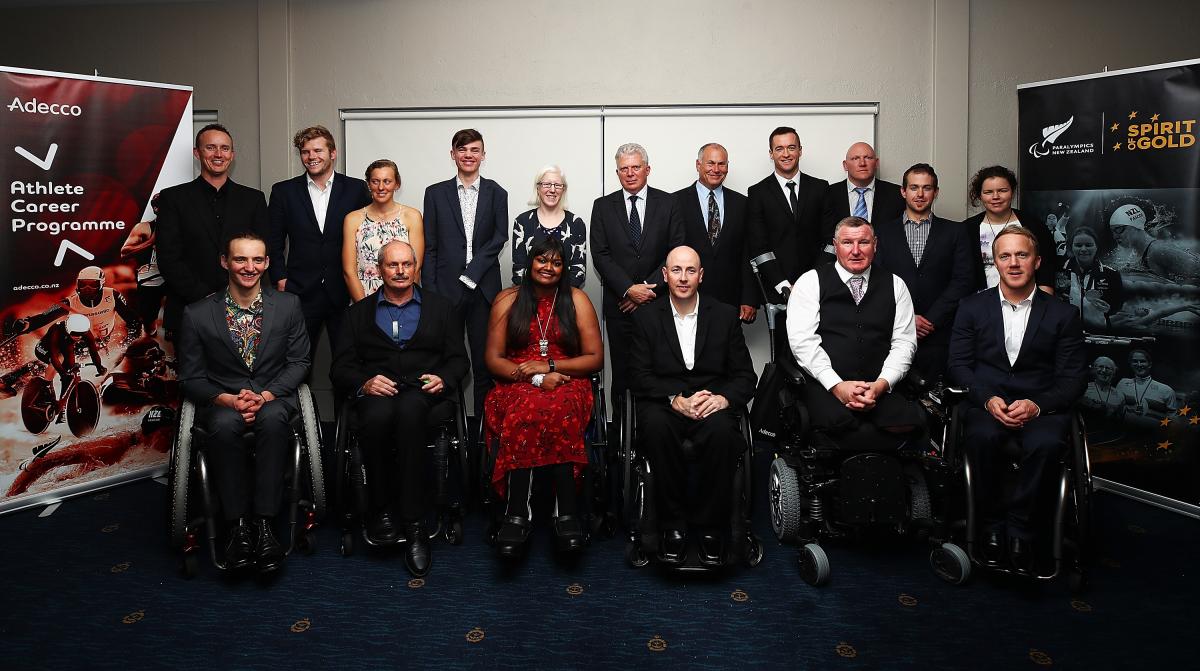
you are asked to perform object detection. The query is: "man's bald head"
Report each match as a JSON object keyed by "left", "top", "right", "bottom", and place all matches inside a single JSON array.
[
  {"left": 662, "top": 245, "right": 703, "bottom": 303},
  {"left": 843, "top": 142, "right": 879, "bottom": 187}
]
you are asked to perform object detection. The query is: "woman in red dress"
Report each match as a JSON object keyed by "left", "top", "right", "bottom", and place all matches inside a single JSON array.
[{"left": 483, "top": 236, "right": 603, "bottom": 557}]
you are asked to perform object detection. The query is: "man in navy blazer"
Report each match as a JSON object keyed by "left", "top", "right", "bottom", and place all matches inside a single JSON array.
[
  {"left": 266, "top": 126, "right": 370, "bottom": 359},
  {"left": 422, "top": 129, "right": 508, "bottom": 414},
  {"left": 590, "top": 142, "right": 685, "bottom": 400},
  {"left": 820, "top": 142, "right": 906, "bottom": 259},
  {"left": 673, "top": 143, "right": 757, "bottom": 322},
  {"left": 875, "top": 163, "right": 975, "bottom": 381},
  {"left": 948, "top": 225, "right": 1086, "bottom": 573}
]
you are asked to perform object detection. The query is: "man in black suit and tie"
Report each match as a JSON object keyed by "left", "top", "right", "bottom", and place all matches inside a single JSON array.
[
  {"left": 332, "top": 240, "right": 469, "bottom": 578},
  {"left": 875, "top": 163, "right": 975, "bottom": 381},
  {"left": 628, "top": 246, "right": 757, "bottom": 566},
  {"left": 266, "top": 125, "right": 370, "bottom": 360},
  {"left": 673, "top": 143, "right": 757, "bottom": 322},
  {"left": 422, "top": 129, "right": 508, "bottom": 416},
  {"left": 948, "top": 225, "right": 1086, "bottom": 573},
  {"left": 820, "top": 142, "right": 905, "bottom": 257},
  {"left": 156, "top": 124, "right": 269, "bottom": 338},
  {"left": 177, "top": 231, "right": 311, "bottom": 574},
  {"left": 746, "top": 126, "right": 829, "bottom": 303},
  {"left": 590, "top": 142, "right": 685, "bottom": 400}
]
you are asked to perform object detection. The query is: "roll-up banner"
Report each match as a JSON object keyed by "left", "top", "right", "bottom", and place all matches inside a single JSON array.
[
  {"left": 0, "top": 66, "right": 192, "bottom": 514},
  {"left": 1019, "top": 58, "right": 1200, "bottom": 516}
]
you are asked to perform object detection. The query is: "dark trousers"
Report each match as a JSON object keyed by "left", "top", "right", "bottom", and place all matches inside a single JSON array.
[
  {"left": 455, "top": 288, "right": 491, "bottom": 417},
  {"left": 800, "top": 376, "right": 923, "bottom": 433},
  {"left": 134, "top": 282, "right": 167, "bottom": 336},
  {"left": 298, "top": 289, "right": 346, "bottom": 366},
  {"left": 913, "top": 341, "right": 949, "bottom": 384},
  {"left": 355, "top": 389, "right": 437, "bottom": 522},
  {"left": 603, "top": 308, "right": 635, "bottom": 402},
  {"left": 963, "top": 406, "right": 1070, "bottom": 540},
  {"left": 636, "top": 401, "right": 743, "bottom": 531},
  {"left": 200, "top": 400, "right": 294, "bottom": 522}
]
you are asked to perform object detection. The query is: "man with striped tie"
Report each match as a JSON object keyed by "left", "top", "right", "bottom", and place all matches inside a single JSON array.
[{"left": 820, "top": 142, "right": 905, "bottom": 261}]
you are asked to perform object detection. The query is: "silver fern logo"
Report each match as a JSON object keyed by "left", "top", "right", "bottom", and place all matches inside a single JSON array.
[{"left": 1028, "top": 116, "right": 1074, "bottom": 157}]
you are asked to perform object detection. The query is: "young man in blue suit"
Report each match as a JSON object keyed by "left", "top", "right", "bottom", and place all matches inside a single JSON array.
[
  {"left": 948, "top": 225, "right": 1087, "bottom": 574},
  {"left": 422, "top": 129, "right": 508, "bottom": 415},
  {"left": 267, "top": 126, "right": 370, "bottom": 360}
]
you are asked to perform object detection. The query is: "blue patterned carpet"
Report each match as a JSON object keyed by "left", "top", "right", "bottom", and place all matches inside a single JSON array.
[{"left": 1, "top": 450, "right": 1195, "bottom": 670}]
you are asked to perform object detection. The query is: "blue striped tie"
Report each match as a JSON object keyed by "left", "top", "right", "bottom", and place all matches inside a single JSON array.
[{"left": 853, "top": 187, "right": 869, "bottom": 219}]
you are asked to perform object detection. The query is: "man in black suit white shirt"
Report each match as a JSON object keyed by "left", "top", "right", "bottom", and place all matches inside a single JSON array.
[{"left": 820, "top": 142, "right": 905, "bottom": 256}]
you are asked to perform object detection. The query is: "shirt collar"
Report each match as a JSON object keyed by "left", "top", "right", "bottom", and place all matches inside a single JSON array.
[
  {"left": 774, "top": 171, "right": 802, "bottom": 189},
  {"left": 669, "top": 297, "right": 699, "bottom": 319},
  {"left": 903, "top": 211, "right": 932, "bottom": 226},
  {"left": 834, "top": 262, "right": 872, "bottom": 285},
  {"left": 695, "top": 181, "right": 723, "bottom": 199},
  {"left": 999, "top": 285, "right": 1038, "bottom": 308},
  {"left": 306, "top": 171, "right": 334, "bottom": 192},
  {"left": 456, "top": 175, "right": 480, "bottom": 191},
  {"left": 377, "top": 286, "right": 421, "bottom": 307},
  {"left": 624, "top": 184, "right": 648, "bottom": 201},
  {"left": 225, "top": 288, "right": 263, "bottom": 312},
  {"left": 847, "top": 179, "right": 876, "bottom": 194}
]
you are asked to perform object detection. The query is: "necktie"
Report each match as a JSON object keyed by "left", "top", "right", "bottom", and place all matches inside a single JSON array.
[
  {"left": 707, "top": 190, "right": 721, "bottom": 246},
  {"left": 849, "top": 275, "right": 865, "bottom": 304},
  {"left": 853, "top": 186, "right": 869, "bottom": 219},
  {"left": 786, "top": 181, "right": 799, "bottom": 219},
  {"left": 627, "top": 194, "right": 642, "bottom": 248}
]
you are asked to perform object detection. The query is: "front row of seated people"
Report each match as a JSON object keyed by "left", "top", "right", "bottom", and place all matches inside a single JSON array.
[{"left": 178, "top": 223, "right": 1085, "bottom": 578}]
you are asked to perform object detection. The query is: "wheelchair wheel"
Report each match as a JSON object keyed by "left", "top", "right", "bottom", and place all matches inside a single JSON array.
[
  {"left": 66, "top": 379, "right": 101, "bottom": 437},
  {"left": 625, "top": 540, "right": 649, "bottom": 568},
  {"left": 930, "top": 542, "right": 971, "bottom": 585},
  {"left": 340, "top": 531, "right": 354, "bottom": 557},
  {"left": 167, "top": 401, "right": 196, "bottom": 550},
  {"left": 447, "top": 518, "right": 464, "bottom": 545},
  {"left": 298, "top": 385, "right": 326, "bottom": 521},
  {"left": 905, "top": 463, "right": 932, "bottom": 522},
  {"left": 20, "top": 377, "right": 55, "bottom": 435},
  {"left": 769, "top": 458, "right": 803, "bottom": 543},
  {"left": 798, "top": 543, "right": 831, "bottom": 586},
  {"left": 745, "top": 535, "right": 765, "bottom": 567}
]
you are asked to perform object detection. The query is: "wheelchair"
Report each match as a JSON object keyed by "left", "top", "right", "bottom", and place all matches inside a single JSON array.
[
  {"left": 618, "top": 393, "right": 765, "bottom": 571},
  {"left": 331, "top": 387, "right": 470, "bottom": 556},
  {"left": 479, "top": 372, "right": 614, "bottom": 550},
  {"left": 167, "top": 383, "right": 326, "bottom": 578},
  {"left": 930, "top": 403, "right": 1093, "bottom": 592}
]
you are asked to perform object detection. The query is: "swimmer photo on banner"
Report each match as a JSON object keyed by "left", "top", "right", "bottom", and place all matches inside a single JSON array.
[
  {"left": 0, "top": 66, "right": 193, "bottom": 514},
  {"left": 1019, "top": 59, "right": 1200, "bottom": 509}
]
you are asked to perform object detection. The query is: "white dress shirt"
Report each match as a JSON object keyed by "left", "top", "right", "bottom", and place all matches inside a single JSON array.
[
  {"left": 773, "top": 171, "right": 803, "bottom": 209},
  {"left": 622, "top": 184, "right": 649, "bottom": 229},
  {"left": 670, "top": 297, "right": 699, "bottom": 371},
  {"left": 306, "top": 172, "right": 334, "bottom": 232},
  {"left": 786, "top": 262, "right": 917, "bottom": 391},
  {"left": 999, "top": 286, "right": 1038, "bottom": 366},
  {"left": 456, "top": 175, "right": 480, "bottom": 289}
]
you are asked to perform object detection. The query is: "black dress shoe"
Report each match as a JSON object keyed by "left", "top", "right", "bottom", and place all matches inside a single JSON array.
[
  {"left": 553, "top": 515, "right": 585, "bottom": 553},
  {"left": 698, "top": 532, "right": 724, "bottom": 567},
  {"left": 255, "top": 517, "right": 285, "bottom": 574},
  {"left": 224, "top": 519, "right": 255, "bottom": 570},
  {"left": 495, "top": 515, "right": 531, "bottom": 558},
  {"left": 659, "top": 529, "right": 687, "bottom": 565},
  {"left": 404, "top": 523, "right": 431, "bottom": 577},
  {"left": 367, "top": 511, "right": 399, "bottom": 543},
  {"left": 982, "top": 528, "right": 1005, "bottom": 567},
  {"left": 1008, "top": 537, "right": 1033, "bottom": 576}
]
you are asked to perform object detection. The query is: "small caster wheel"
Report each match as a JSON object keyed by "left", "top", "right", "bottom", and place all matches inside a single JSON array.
[
  {"left": 746, "top": 536, "right": 765, "bottom": 567},
  {"left": 446, "top": 519, "right": 464, "bottom": 545},
  {"left": 930, "top": 542, "right": 971, "bottom": 585},
  {"left": 798, "top": 543, "right": 831, "bottom": 586},
  {"left": 340, "top": 531, "right": 354, "bottom": 557},
  {"left": 625, "top": 540, "right": 649, "bottom": 568}
]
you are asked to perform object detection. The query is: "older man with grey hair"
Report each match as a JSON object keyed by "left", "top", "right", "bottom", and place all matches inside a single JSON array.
[{"left": 590, "top": 142, "right": 685, "bottom": 400}]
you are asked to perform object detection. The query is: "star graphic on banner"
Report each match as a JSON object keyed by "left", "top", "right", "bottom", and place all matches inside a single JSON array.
[
  {"left": 1110, "top": 123, "right": 1120, "bottom": 132},
  {"left": 1179, "top": 405, "right": 1192, "bottom": 416},
  {"left": 1160, "top": 417, "right": 1172, "bottom": 427},
  {"left": 1156, "top": 440, "right": 1172, "bottom": 451},
  {"left": 1113, "top": 143, "right": 1121, "bottom": 151},
  {"left": 1190, "top": 416, "right": 1199, "bottom": 426},
  {"left": 1128, "top": 111, "right": 1138, "bottom": 119},
  {"left": 1150, "top": 113, "right": 1160, "bottom": 122}
]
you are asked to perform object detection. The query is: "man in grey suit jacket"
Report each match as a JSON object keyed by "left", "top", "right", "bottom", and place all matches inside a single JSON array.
[
  {"left": 178, "top": 231, "right": 311, "bottom": 575},
  {"left": 422, "top": 129, "right": 508, "bottom": 414}
]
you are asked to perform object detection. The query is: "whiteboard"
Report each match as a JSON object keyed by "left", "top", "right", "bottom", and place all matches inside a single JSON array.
[{"left": 342, "top": 105, "right": 877, "bottom": 412}]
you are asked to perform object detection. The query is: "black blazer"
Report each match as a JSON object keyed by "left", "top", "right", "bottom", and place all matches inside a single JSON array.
[
  {"left": 155, "top": 177, "right": 269, "bottom": 331},
  {"left": 330, "top": 288, "right": 470, "bottom": 397},
  {"left": 422, "top": 177, "right": 509, "bottom": 304},
  {"left": 177, "top": 288, "right": 311, "bottom": 410},
  {"left": 589, "top": 187, "right": 685, "bottom": 314},
  {"left": 673, "top": 183, "right": 757, "bottom": 308},
  {"left": 745, "top": 172, "right": 829, "bottom": 298},
  {"left": 266, "top": 172, "right": 371, "bottom": 305},
  {"left": 948, "top": 287, "right": 1087, "bottom": 415},
  {"left": 875, "top": 214, "right": 976, "bottom": 346},
  {"left": 962, "top": 208, "right": 1059, "bottom": 290},
  {"left": 820, "top": 179, "right": 906, "bottom": 242},
  {"left": 628, "top": 295, "right": 757, "bottom": 407}
]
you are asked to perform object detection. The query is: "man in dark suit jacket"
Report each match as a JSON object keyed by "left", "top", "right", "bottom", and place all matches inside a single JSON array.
[
  {"left": 421, "top": 128, "right": 507, "bottom": 416},
  {"left": 628, "top": 246, "right": 757, "bottom": 566},
  {"left": 746, "top": 126, "right": 830, "bottom": 303},
  {"left": 875, "top": 163, "right": 975, "bottom": 381},
  {"left": 332, "top": 240, "right": 469, "bottom": 578},
  {"left": 590, "top": 142, "right": 685, "bottom": 400},
  {"left": 266, "top": 125, "right": 370, "bottom": 358},
  {"left": 674, "top": 143, "right": 757, "bottom": 322},
  {"left": 948, "top": 226, "right": 1086, "bottom": 573},
  {"left": 177, "top": 231, "right": 311, "bottom": 575},
  {"left": 820, "top": 142, "right": 905, "bottom": 258},
  {"left": 156, "top": 124, "right": 269, "bottom": 336}
]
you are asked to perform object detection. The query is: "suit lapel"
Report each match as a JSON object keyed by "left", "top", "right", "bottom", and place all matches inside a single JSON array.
[
  {"left": 686, "top": 184, "right": 714, "bottom": 253},
  {"left": 206, "top": 292, "right": 244, "bottom": 368},
  {"left": 915, "top": 217, "right": 942, "bottom": 270},
  {"left": 445, "top": 180, "right": 466, "bottom": 236},
  {"left": 694, "top": 297, "right": 712, "bottom": 362},
  {"left": 1013, "top": 292, "right": 1048, "bottom": 367},
  {"left": 258, "top": 289, "right": 277, "bottom": 362},
  {"left": 190, "top": 182, "right": 222, "bottom": 249},
  {"left": 658, "top": 301, "right": 686, "bottom": 368}
]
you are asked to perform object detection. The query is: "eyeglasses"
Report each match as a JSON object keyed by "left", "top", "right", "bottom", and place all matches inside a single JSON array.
[{"left": 537, "top": 182, "right": 565, "bottom": 191}]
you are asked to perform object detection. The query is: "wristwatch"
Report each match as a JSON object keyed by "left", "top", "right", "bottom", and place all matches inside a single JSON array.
[
  {"left": 531, "top": 373, "right": 546, "bottom": 387},
  {"left": 548, "top": 359, "right": 556, "bottom": 372}
]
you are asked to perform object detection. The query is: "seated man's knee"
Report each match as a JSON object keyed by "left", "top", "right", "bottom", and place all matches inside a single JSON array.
[
  {"left": 355, "top": 395, "right": 398, "bottom": 432},
  {"left": 203, "top": 406, "right": 248, "bottom": 441},
  {"left": 256, "top": 400, "right": 292, "bottom": 428}
]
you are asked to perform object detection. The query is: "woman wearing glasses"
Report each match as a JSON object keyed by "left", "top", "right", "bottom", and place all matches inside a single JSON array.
[{"left": 511, "top": 165, "right": 587, "bottom": 287}]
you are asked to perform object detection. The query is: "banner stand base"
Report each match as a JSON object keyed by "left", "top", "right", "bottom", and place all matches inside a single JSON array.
[
  {"left": 1094, "top": 478, "right": 1200, "bottom": 520},
  {"left": 37, "top": 502, "right": 61, "bottom": 518}
]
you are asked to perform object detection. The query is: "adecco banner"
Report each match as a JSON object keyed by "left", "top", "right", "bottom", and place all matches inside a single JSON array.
[
  {"left": 1019, "top": 59, "right": 1200, "bottom": 515},
  {"left": 0, "top": 66, "right": 192, "bottom": 514}
]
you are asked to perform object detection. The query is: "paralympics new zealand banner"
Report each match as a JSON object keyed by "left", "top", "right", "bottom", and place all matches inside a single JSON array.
[
  {"left": 1019, "top": 59, "right": 1200, "bottom": 510},
  {"left": 0, "top": 66, "right": 193, "bottom": 514}
]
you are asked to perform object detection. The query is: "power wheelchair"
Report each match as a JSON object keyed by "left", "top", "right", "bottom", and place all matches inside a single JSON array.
[
  {"left": 167, "top": 383, "right": 326, "bottom": 578},
  {"left": 331, "top": 386, "right": 470, "bottom": 556},
  {"left": 618, "top": 393, "right": 765, "bottom": 571}
]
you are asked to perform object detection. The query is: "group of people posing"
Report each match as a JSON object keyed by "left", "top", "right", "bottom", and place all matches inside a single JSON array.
[{"left": 163, "top": 122, "right": 1086, "bottom": 579}]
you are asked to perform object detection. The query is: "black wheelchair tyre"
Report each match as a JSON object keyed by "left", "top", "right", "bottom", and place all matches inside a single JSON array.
[
  {"left": 298, "top": 385, "right": 326, "bottom": 520},
  {"left": 167, "top": 400, "right": 196, "bottom": 550}
]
